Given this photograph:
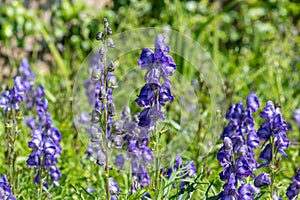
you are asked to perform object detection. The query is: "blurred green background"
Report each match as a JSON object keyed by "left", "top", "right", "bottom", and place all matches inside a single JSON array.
[{"left": 0, "top": 0, "right": 300, "bottom": 199}]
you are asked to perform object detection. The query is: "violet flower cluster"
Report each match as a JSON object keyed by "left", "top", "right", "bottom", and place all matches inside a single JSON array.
[
  {"left": 257, "top": 101, "right": 290, "bottom": 166},
  {"left": 286, "top": 169, "right": 300, "bottom": 200},
  {"left": 217, "top": 94, "right": 260, "bottom": 199},
  {"left": 0, "top": 75, "right": 27, "bottom": 113},
  {"left": 119, "top": 106, "right": 153, "bottom": 194},
  {"left": 136, "top": 34, "right": 176, "bottom": 130},
  {"left": 26, "top": 85, "right": 62, "bottom": 187},
  {"left": 19, "top": 60, "right": 62, "bottom": 187},
  {"left": 0, "top": 174, "right": 16, "bottom": 200}
]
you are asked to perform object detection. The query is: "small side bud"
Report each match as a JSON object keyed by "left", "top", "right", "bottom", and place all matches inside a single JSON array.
[
  {"left": 108, "top": 75, "right": 118, "bottom": 89},
  {"left": 96, "top": 32, "right": 103, "bottom": 40},
  {"left": 108, "top": 102, "right": 115, "bottom": 117},
  {"left": 107, "top": 38, "right": 115, "bottom": 48},
  {"left": 113, "top": 135, "right": 123, "bottom": 149},
  {"left": 91, "top": 68, "right": 102, "bottom": 82},
  {"left": 98, "top": 86, "right": 106, "bottom": 100},
  {"left": 112, "top": 120, "right": 123, "bottom": 134},
  {"left": 107, "top": 61, "right": 115, "bottom": 72},
  {"left": 96, "top": 150, "right": 106, "bottom": 166},
  {"left": 91, "top": 109, "right": 102, "bottom": 123},
  {"left": 106, "top": 25, "right": 113, "bottom": 35},
  {"left": 223, "top": 137, "right": 232, "bottom": 151}
]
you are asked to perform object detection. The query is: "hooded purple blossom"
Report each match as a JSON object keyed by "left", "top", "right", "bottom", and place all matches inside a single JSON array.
[
  {"left": 27, "top": 86, "right": 62, "bottom": 187},
  {"left": 254, "top": 172, "right": 271, "bottom": 187},
  {"left": 257, "top": 101, "right": 290, "bottom": 165},
  {"left": 0, "top": 76, "right": 27, "bottom": 113}
]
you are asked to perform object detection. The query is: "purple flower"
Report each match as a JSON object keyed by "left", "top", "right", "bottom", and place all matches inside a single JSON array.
[
  {"left": 109, "top": 177, "right": 120, "bottom": 198},
  {"left": 258, "top": 101, "right": 290, "bottom": 164},
  {"left": 246, "top": 93, "right": 260, "bottom": 112},
  {"left": 0, "top": 174, "right": 16, "bottom": 200},
  {"left": 293, "top": 109, "right": 300, "bottom": 128},
  {"left": 286, "top": 169, "right": 300, "bottom": 200},
  {"left": 26, "top": 86, "right": 62, "bottom": 186},
  {"left": 0, "top": 76, "right": 27, "bottom": 113},
  {"left": 254, "top": 172, "right": 271, "bottom": 187}
]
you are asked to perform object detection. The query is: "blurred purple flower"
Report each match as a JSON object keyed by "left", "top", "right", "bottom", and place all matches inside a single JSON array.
[
  {"left": 286, "top": 169, "right": 300, "bottom": 200},
  {"left": 0, "top": 174, "right": 16, "bottom": 200}
]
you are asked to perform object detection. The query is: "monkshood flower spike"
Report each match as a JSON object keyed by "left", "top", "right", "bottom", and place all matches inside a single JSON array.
[
  {"left": 257, "top": 101, "right": 290, "bottom": 196},
  {"left": 0, "top": 174, "right": 16, "bottom": 200},
  {"left": 26, "top": 85, "right": 62, "bottom": 190},
  {"left": 218, "top": 94, "right": 260, "bottom": 200},
  {"left": 82, "top": 18, "right": 119, "bottom": 199}
]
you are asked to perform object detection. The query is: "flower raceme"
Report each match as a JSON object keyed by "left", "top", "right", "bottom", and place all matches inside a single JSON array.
[{"left": 218, "top": 94, "right": 260, "bottom": 199}]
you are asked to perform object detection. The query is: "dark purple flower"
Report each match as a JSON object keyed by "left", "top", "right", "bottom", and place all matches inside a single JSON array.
[
  {"left": 254, "top": 172, "right": 271, "bottom": 187},
  {"left": 135, "top": 83, "right": 159, "bottom": 107},
  {"left": 246, "top": 93, "right": 260, "bottom": 112},
  {"left": 260, "top": 101, "right": 275, "bottom": 119}
]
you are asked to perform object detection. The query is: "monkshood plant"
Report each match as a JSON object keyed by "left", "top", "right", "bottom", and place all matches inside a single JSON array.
[
  {"left": 217, "top": 94, "right": 294, "bottom": 200},
  {"left": 84, "top": 18, "right": 119, "bottom": 200}
]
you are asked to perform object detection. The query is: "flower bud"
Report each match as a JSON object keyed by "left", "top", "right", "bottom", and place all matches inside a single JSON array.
[
  {"left": 91, "top": 109, "right": 102, "bottom": 123},
  {"left": 98, "top": 86, "right": 106, "bottom": 100},
  {"left": 106, "top": 25, "right": 112, "bottom": 35},
  {"left": 112, "top": 120, "right": 123, "bottom": 134},
  {"left": 108, "top": 75, "right": 118, "bottom": 89},
  {"left": 223, "top": 137, "right": 232, "bottom": 151},
  {"left": 107, "top": 61, "right": 115, "bottom": 72},
  {"left": 108, "top": 102, "right": 115, "bottom": 117},
  {"left": 91, "top": 131, "right": 101, "bottom": 142},
  {"left": 96, "top": 32, "right": 103, "bottom": 41},
  {"left": 114, "top": 135, "right": 123, "bottom": 149},
  {"left": 91, "top": 68, "right": 102, "bottom": 82},
  {"left": 237, "top": 145, "right": 248, "bottom": 157},
  {"left": 107, "top": 38, "right": 115, "bottom": 48},
  {"left": 96, "top": 150, "right": 106, "bottom": 166}
]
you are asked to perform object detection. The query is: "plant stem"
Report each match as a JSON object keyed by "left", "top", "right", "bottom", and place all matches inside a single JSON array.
[
  {"left": 270, "top": 137, "right": 276, "bottom": 196},
  {"left": 102, "top": 38, "right": 110, "bottom": 200}
]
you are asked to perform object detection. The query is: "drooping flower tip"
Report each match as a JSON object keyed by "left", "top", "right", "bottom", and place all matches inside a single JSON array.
[
  {"left": 246, "top": 93, "right": 260, "bottom": 112},
  {"left": 254, "top": 172, "right": 271, "bottom": 187}
]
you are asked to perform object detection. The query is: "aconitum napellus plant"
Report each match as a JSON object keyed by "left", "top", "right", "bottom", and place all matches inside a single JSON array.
[
  {"left": 218, "top": 93, "right": 260, "bottom": 199},
  {"left": 20, "top": 60, "right": 62, "bottom": 188}
]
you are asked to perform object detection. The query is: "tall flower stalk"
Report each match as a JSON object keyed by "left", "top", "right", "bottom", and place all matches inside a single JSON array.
[
  {"left": 133, "top": 34, "right": 176, "bottom": 197},
  {"left": 257, "top": 101, "right": 290, "bottom": 196},
  {"left": 217, "top": 94, "right": 260, "bottom": 199},
  {"left": 91, "top": 18, "right": 118, "bottom": 200}
]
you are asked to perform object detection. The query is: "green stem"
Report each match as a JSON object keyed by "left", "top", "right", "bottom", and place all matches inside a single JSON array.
[
  {"left": 270, "top": 137, "right": 276, "bottom": 196},
  {"left": 102, "top": 38, "right": 110, "bottom": 200}
]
